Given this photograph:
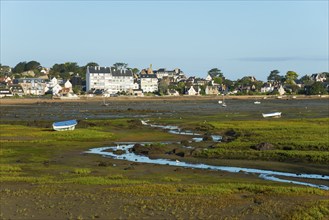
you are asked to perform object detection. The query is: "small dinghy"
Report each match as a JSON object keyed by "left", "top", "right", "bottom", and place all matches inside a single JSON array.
[
  {"left": 262, "top": 112, "right": 281, "bottom": 118},
  {"left": 52, "top": 120, "right": 78, "bottom": 131}
]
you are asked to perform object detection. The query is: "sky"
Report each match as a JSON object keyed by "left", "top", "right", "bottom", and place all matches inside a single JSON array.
[{"left": 1, "top": 0, "right": 328, "bottom": 81}]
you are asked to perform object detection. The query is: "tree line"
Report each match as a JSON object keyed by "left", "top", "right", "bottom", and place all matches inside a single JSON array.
[{"left": 1, "top": 61, "right": 328, "bottom": 96}]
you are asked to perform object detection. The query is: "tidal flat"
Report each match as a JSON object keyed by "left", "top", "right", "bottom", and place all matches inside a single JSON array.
[{"left": 0, "top": 96, "right": 329, "bottom": 219}]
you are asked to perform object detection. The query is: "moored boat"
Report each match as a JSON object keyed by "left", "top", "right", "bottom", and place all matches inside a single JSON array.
[
  {"left": 52, "top": 119, "right": 78, "bottom": 131},
  {"left": 262, "top": 112, "right": 281, "bottom": 118}
]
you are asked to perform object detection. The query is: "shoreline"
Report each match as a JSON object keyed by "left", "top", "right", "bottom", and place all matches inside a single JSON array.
[{"left": 1, "top": 94, "right": 328, "bottom": 104}]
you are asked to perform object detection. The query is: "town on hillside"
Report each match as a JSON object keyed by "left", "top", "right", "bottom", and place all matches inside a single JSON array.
[{"left": 0, "top": 61, "right": 328, "bottom": 98}]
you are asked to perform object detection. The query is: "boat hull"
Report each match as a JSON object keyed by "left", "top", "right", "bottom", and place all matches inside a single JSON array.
[
  {"left": 262, "top": 112, "right": 281, "bottom": 118},
  {"left": 52, "top": 120, "right": 77, "bottom": 131}
]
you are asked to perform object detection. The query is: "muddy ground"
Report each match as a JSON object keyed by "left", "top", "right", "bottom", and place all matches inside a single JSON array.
[
  {"left": 1, "top": 96, "right": 329, "bottom": 219},
  {"left": 1, "top": 96, "right": 328, "bottom": 122}
]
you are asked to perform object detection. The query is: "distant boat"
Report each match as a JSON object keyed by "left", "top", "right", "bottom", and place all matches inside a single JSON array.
[
  {"left": 254, "top": 101, "right": 261, "bottom": 104},
  {"left": 52, "top": 120, "right": 77, "bottom": 131},
  {"left": 221, "top": 94, "right": 226, "bottom": 107},
  {"left": 102, "top": 96, "right": 109, "bottom": 106},
  {"left": 262, "top": 112, "right": 282, "bottom": 118}
]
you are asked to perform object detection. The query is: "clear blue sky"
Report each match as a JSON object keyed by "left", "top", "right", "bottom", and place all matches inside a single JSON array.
[{"left": 1, "top": 0, "right": 328, "bottom": 81}]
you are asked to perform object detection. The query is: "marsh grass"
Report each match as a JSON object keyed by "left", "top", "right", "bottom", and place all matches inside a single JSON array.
[
  {"left": 287, "top": 200, "right": 329, "bottom": 220},
  {"left": 162, "top": 176, "right": 182, "bottom": 182},
  {"left": 194, "top": 118, "right": 329, "bottom": 163},
  {"left": 73, "top": 168, "right": 91, "bottom": 175},
  {"left": 107, "top": 182, "right": 327, "bottom": 196},
  {"left": 0, "top": 164, "right": 22, "bottom": 172},
  {"left": 1, "top": 117, "right": 329, "bottom": 220}
]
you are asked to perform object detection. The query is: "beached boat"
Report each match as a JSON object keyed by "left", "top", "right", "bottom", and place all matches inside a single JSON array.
[
  {"left": 262, "top": 112, "right": 281, "bottom": 118},
  {"left": 52, "top": 120, "right": 78, "bottom": 131}
]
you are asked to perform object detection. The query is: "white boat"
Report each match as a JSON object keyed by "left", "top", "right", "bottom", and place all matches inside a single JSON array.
[
  {"left": 221, "top": 94, "right": 226, "bottom": 107},
  {"left": 254, "top": 101, "right": 261, "bottom": 104},
  {"left": 262, "top": 112, "right": 282, "bottom": 118},
  {"left": 102, "top": 96, "right": 109, "bottom": 106},
  {"left": 52, "top": 120, "right": 78, "bottom": 131},
  {"left": 218, "top": 100, "right": 222, "bottom": 104}
]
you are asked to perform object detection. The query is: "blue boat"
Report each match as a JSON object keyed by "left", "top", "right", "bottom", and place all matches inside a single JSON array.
[{"left": 52, "top": 120, "right": 78, "bottom": 131}]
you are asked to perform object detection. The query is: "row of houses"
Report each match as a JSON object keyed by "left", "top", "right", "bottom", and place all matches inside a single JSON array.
[
  {"left": 1, "top": 66, "right": 327, "bottom": 97},
  {"left": 86, "top": 65, "right": 294, "bottom": 96},
  {"left": 0, "top": 76, "right": 75, "bottom": 97},
  {"left": 86, "top": 65, "right": 187, "bottom": 95}
]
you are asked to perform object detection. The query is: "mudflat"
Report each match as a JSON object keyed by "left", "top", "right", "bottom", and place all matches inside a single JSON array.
[{"left": 1, "top": 96, "right": 328, "bottom": 219}]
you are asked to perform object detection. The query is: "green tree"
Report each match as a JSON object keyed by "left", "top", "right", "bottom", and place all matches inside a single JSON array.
[
  {"left": 0, "top": 64, "right": 11, "bottom": 76},
  {"left": 223, "top": 79, "right": 234, "bottom": 91},
  {"left": 213, "top": 77, "right": 223, "bottom": 85},
  {"left": 113, "top": 62, "right": 128, "bottom": 70},
  {"left": 13, "top": 62, "right": 27, "bottom": 73},
  {"left": 285, "top": 71, "right": 298, "bottom": 85},
  {"left": 267, "top": 70, "right": 282, "bottom": 82},
  {"left": 158, "top": 79, "right": 169, "bottom": 95},
  {"left": 208, "top": 68, "right": 223, "bottom": 78},
  {"left": 25, "top": 61, "right": 40, "bottom": 71},
  {"left": 85, "top": 62, "right": 99, "bottom": 67},
  {"left": 305, "top": 82, "right": 327, "bottom": 95},
  {"left": 50, "top": 62, "right": 80, "bottom": 80},
  {"left": 300, "top": 75, "right": 313, "bottom": 86},
  {"left": 60, "top": 72, "right": 71, "bottom": 80},
  {"left": 130, "top": 68, "right": 139, "bottom": 75},
  {"left": 178, "top": 82, "right": 186, "bottom": 94},
  {"left": 199, "top": 85, "right": 206, "bottom": 95},
  {"left": 64, "top": 62, "right": 79, "bottom": 73}
]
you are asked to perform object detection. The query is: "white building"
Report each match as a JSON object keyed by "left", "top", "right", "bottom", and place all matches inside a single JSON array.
[
  {"left": 140, "top": 74, "right": 158, "bottom": 93},
  {"left": 64, "top": 80, "right": 73, "bottom": 93},
  {"left": 16, "top": 78, "right": 47, "bottom": 96},
  {"left": 86, "top": 66, "right": 134, "bottom": 94},
  {"left": 187, "top": 86, "right": 199, "bottom": 96},
  {"left": 155, "top": 68, "right": 186, "bottom": 82}
]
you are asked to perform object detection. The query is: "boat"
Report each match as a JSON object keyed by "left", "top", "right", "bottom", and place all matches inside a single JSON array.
[
  {"left": 221, "top": 94, "right": 226, "bottom": 107},
  {"left": 262, "top": 112, "right": 281, "bottom": 118},
  {"left": 52, "top": 119, "right": 78, "bottom": 131},
  {"left": 254, "top": 101, "right": 261, "bottom": 104},
  {"left": 101, "top": 96, "right": 109, "bottom": 106}
]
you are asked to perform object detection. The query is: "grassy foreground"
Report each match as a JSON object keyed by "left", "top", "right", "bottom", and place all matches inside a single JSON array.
[{"left": 1, "top": 117, "right": 329, "bottom": 219}]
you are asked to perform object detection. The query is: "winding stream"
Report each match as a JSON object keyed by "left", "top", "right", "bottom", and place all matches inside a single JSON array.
[{"left": 86, "top": 120, "right": 329, "bottom": 190}]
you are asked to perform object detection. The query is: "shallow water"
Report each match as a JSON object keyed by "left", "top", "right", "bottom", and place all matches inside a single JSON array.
[
  {"left": 86, "top": 144, "right": 329, "bottom": 190},
  {"left": 86, "top": 120, "right": 329, "bottom": 190}
]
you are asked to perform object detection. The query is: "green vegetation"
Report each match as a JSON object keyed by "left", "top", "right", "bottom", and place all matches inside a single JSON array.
[
  {"left": 192, "top": 118, "right": 329, "bottom": 163},
  {"left": 73, "top": 168, "right": 92, "bottom": 175},
  {"left": 1, "top": 115, "right": 328, "bottom": 219}
]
